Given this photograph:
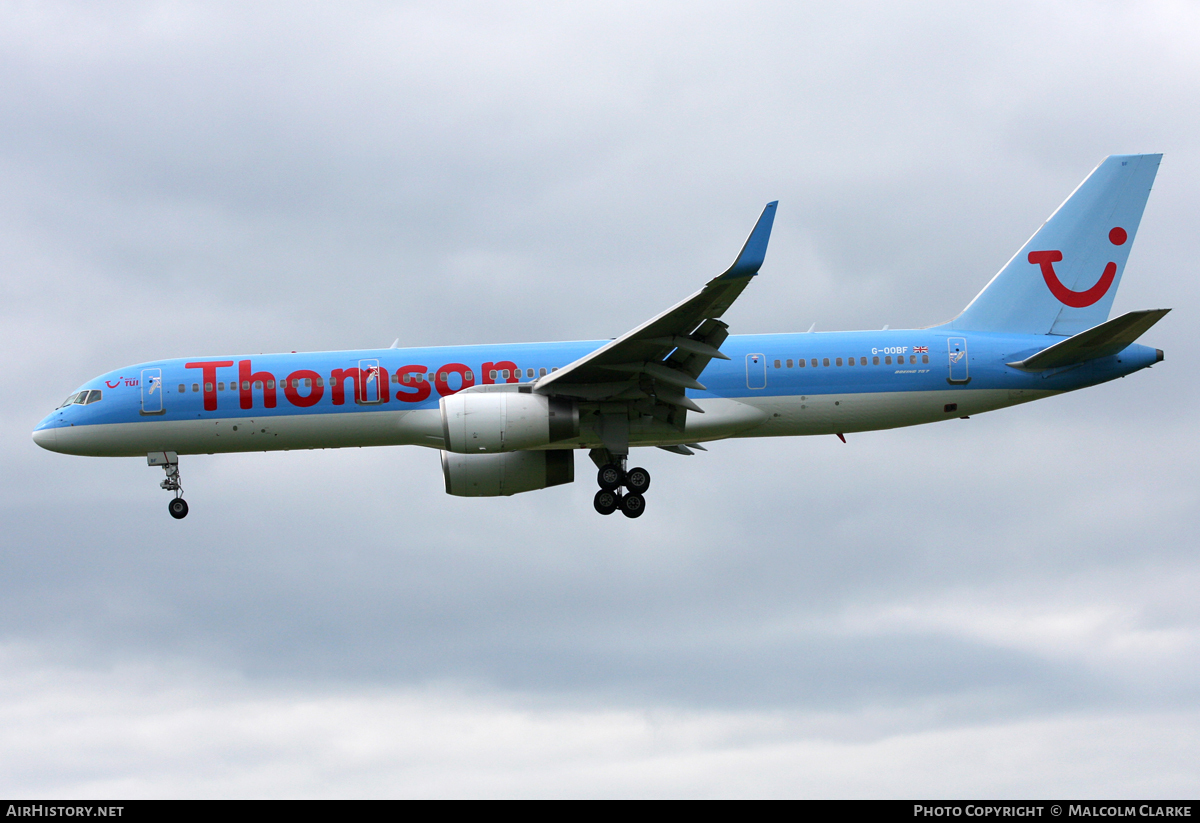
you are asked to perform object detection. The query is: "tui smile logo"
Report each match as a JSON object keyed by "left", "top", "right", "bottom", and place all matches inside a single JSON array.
[{"left": 1028, "top": 227, "right": 1127, "bottom": 308}]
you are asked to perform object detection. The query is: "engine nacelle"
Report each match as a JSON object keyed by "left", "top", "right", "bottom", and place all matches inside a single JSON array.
[
  {"left": 440, "top": 449, "right": 575, "bottom": 497},
  {"left": 440, "top": 389, "right": 578, "bottom": 453}
]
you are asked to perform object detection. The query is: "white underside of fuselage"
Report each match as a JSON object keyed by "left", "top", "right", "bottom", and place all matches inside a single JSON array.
[{"left": 40, "top": 388, "right": 1057, "bottom": 458}]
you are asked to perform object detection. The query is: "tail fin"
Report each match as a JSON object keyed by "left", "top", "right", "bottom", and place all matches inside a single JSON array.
[{"left": 949, "top": 154, "right": 1161, "bottom": 336}]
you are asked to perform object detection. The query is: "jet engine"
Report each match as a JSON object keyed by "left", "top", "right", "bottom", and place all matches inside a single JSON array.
[
  {"left": 440, "top": 389, "right": 578, "bottom": 453},
  {"left": 440, "top": 449, "right": 575, "bottom": 497}
]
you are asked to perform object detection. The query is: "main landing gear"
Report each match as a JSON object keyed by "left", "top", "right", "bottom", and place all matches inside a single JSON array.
[
  {"left": 592, "top": 458, "right": 651, "bottom": 519},
  {"left": 148, "top": 451, "right": 189, "bottom": 519}
]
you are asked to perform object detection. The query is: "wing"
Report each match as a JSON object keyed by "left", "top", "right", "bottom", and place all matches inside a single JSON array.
[{"left": 534, "top": 202, "right": 777, "bottom": 427}]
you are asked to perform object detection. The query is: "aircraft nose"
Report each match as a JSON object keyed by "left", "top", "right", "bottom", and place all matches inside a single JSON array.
[{"left": 32, "top": 425, "right": 58, "bottom": 452}]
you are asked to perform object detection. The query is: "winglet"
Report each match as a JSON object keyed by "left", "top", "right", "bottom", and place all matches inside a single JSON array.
[{"left": 715, "top": 201, "right": 778, "bottom": 280}]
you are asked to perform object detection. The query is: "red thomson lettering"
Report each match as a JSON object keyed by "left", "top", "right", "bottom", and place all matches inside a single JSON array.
[
  {"left": 435, "top": 363, "right": 475, "bottom": 396},
  {"left": 239, "top": 360, "right": 277, "bottom": 409},
  {"left": 393, "top": 365, "right": 431, "bottom": 403},
  {"left": 283, "top": 369, "right": 324, "bottom": 407},
  {"left": 186, "top": 361, "right": 234, "bottom": 411},
  {"left": 482, "top": 361, "right": 520, "bottom": 385}
]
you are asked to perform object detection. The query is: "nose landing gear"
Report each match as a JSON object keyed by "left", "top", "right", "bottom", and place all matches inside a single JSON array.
[{"left": 148, "top": 451, "right": 189, "bottom": 519}]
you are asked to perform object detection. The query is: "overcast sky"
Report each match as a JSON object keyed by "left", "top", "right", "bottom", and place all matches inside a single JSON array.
[{"left": 2, "top": 0, "right": 1199, "bottom": 798}]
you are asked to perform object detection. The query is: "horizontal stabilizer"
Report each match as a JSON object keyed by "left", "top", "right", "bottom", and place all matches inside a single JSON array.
[{"left": 1008, "top": 309, "right": 1170, "bottom": 372}]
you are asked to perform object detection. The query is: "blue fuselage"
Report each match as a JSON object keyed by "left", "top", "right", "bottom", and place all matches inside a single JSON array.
[{"left": 33, "top": 329, "right": 1160, "bottom": 458}]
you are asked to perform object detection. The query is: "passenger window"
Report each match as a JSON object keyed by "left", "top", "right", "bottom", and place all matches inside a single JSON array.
[
  {"left": 922, "top": 355, "right": 929, "bottom": 364},
  {"left": 305, "top": 378, "right": 312, "bottom": 388},
  {"left": 465, "top": 371, "right": 474, "bottom": 381},
  {"left": 847, "top": 357, "right": 854, "bottom": 367},
  {"left": 218, "top": 382, "right": 225, "bottom": 391},
  {"left": 859, "top": 357, "right": 866, "bottom": 366},
  {"left": 910, "top": 355, "right": 917, "bottom": 364},
  {"left": 502, "top": 369, "right": 510, "bottom": 379},
  {"left": 254, "top": 381, "right": 263, "bottom": 390},
  {"left": 873, "top": 356, "right": 879, "bottom": 365},
  {"left": 330, "top": 377, "right": 338, "bottom": 386},
  {"left": 798, "top": 359, "right": 805, "bottom": 368},
  {"left": 316, "top": 378, "right": 324, "bottom": 388},
  {"left": 440, "top": 372, "right": 448, "bottom": 381},
  {"left": 822, "top": 358, "right": 829, "bottom": 367},
  {"left": 205, "top": 382, "right": 213, "bottom": 392},
  {"left": 836, "top": 358, "right": 843, "bottom": 367},
  {"left": 526, "top": 369, "right": 534, "bottom": 378},
  {"left": 551, "top": 367, "right": 559, "bottom": 372},
  {"left": 786, "top": 359, "right": 793, "bottom": 368},
  {"left": 242, "top": 381, "right": 250, "bottom": 390},
  {"left": 539, "top": 368, "right": 547, "bottom": 377},
  {"left": 885, "top": 356, "right": 892, "bottom": 364},
  {"left": 774, "top": 359, "right": 781, "bottom": 368},
  {"left": 490, "top": 370, "right": 497, "bottom": 379},
  {"left": 191, "top": 383, "right": 198, "bottom": 392}
]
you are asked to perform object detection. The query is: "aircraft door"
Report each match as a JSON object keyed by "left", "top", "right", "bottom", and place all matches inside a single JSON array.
[
  {"left": 947, "top": 338, "right": 970, "bottom": 384},
  {"left": 359, "top": 359, "right": 382, "bottom": 403},
  {"left": 746, "top": 353, "right": 767, "bottom": 389},
  {"left": 140, "top": 368, "right": 165, "bottom": 415}
]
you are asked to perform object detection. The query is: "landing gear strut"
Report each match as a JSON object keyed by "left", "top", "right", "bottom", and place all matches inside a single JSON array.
[
  {"left": 148, "top": 451, "right": 189, "bottom": 519},
  {"left": 591, "top": 451, "right": 649, "bottom": 519}
]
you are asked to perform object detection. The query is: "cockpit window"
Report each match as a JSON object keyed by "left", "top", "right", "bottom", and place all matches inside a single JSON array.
[{"left": 57, "top": 390, "right": 102, "bottom": 409}]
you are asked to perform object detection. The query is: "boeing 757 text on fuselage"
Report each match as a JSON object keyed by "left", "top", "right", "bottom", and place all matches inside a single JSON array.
[{"left": 34, "top": 155, "right": 1169, "bottom": 519}]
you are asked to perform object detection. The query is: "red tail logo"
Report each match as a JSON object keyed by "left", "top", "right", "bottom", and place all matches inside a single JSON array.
[{"left": 1029, "top": 227, "right": 1126, "bottom": 308}]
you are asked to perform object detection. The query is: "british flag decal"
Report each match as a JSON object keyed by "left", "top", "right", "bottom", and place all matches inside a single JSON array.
[{"left": 914, "top": 345, "right": 929, "bottom": 353}]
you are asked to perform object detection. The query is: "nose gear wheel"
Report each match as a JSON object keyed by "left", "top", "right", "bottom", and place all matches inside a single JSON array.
[{"left": 149, "top": 451, "right": 189, "bottom": 519}]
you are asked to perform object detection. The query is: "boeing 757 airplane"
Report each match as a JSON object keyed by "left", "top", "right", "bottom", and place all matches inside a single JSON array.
[{"left": 34, "top": 155, "right": 1168, "bottom": 519}]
